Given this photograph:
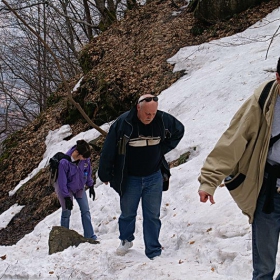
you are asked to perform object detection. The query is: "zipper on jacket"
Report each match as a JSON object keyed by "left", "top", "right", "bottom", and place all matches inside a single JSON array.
[{"left": 119, "top": 119, "right": 133, "bottom": 196}]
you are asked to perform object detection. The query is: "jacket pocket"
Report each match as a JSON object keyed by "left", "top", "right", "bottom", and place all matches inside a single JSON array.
[
  {"left": 117, "top": 134, "right": 130, "bottom": 155},
  {"left": 224, "top": 173, "right": 246, "bottom": 191}
]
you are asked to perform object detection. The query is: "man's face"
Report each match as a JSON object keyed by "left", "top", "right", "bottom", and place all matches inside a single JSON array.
[{"left": 137, "top": 101, "right": 158, "bottom": 125}]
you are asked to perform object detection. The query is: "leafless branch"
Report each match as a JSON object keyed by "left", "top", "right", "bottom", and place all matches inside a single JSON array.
[
  {"left": 2, "top": 0, "right": 107, "bottom": 136},
  {"left": 265, "top": 24, "right": 280, "bottom": 59}
]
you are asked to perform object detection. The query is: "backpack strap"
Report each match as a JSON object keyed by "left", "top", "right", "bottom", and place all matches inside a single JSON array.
[
  {"left": 258, "top": 80, "right": 280, "bottom": 149},
  {"left": 258, "top": 80, "right": 274, "bottom": 112},
  {"left": 269, "top": 133, "right": 280, "bottom": 149}
]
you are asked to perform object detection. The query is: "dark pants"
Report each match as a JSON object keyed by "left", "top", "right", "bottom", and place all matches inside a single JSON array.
[{"left": 252, "top": 183, "right": 280, "bottom": 280}]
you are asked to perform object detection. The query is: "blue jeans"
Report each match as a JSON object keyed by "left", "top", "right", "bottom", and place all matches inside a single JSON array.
[
  {"left": 252, "top": 191, "right": 280, "bottom": 280},
  {"left": 55, "top": 183, "right": 97, "bottom": 240},
  {"left": 119, "top": 170, "right": 163, "bottom": 259}
]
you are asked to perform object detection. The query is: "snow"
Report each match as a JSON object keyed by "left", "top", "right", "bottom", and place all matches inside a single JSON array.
[{"left": 0, "top": 7, "right": 280, "bottom": 280}]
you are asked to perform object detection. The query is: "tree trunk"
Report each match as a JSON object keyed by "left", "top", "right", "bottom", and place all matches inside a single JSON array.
[{"left": 83, "top": 0, "right": 93, "bottom": 41}]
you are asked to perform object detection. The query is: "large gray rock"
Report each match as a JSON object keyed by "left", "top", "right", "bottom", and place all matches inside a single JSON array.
[
  {"left": 193, "top": 0, "right": 264, "bottom": 22},
  {"left": 48, "top": 226, "right": 99, "bottom": 255}
]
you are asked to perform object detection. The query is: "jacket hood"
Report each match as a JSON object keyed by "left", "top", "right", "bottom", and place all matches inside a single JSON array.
[{"left": 66, "top": 146, "right": 76, "bottom": 157}]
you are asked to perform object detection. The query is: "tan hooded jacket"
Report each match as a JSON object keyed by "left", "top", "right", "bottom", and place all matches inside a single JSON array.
[{"left": 198, "top": 80, "right": 280, "bottom": 223}]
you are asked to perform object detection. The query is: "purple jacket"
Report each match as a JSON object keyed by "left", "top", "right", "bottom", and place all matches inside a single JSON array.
[{"left": 57, "top": 146, "right": 94, "bottom": 198}]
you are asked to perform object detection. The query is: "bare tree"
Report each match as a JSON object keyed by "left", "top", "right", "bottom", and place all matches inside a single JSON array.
[
  {"left": 0, "top": 0, "right": 141, "bottom": 142},
  {"left": 2, "top": 0, "right": 107, "bottom": 136}
]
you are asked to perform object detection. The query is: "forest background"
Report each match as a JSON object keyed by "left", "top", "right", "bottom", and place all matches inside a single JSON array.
[{"left": 0, "top": 0, "right": 279, "bottom": 245}]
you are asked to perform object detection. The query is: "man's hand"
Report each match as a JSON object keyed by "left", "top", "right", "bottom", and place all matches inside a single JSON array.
[
  {"left": 89, "top": 186, "right": 95, "bottom": 201},
  {"left": 65, "top": 197, "right": 73, "bottom": 210},
  {"left": 198, "top": 190, "right": 215, "bottom": 204}
]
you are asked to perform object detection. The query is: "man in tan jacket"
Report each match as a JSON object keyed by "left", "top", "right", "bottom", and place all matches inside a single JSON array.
[{"left": 198, "top": 58, "right": 280, "bottom": 280}]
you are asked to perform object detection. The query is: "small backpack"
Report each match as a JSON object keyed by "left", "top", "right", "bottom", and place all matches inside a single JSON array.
[{"left": 47, "top": 152, "right": 71, "bottom": 187}]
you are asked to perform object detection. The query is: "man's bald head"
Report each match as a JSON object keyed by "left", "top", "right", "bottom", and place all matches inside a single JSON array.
[{"left": 137, "top": 94, "right": 158, "bottom": 125}]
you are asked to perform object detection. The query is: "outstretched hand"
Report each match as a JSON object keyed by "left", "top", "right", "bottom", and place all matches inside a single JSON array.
[{"left": 198, "top": 190, "right": 215, "bottom": 204}]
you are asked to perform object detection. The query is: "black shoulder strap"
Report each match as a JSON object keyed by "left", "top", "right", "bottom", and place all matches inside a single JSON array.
[
  {"left": 258, "top": 80, "right": 274, "bottom": 112},
  {"left": 269, "top": 133, "right": 280, "bottom": 148}
]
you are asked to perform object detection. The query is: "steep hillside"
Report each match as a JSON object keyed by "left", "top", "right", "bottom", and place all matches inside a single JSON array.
[{"left": 0, "top": 0, "right": 279, "bottom": 245}]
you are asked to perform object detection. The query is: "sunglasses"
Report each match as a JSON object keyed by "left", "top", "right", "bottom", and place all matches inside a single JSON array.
[{"left": 138, "top": 96, "right": 158, "bottom": 103}]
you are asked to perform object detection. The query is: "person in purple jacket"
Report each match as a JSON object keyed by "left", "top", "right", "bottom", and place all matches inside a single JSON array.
[{"left": 54, "top": 139, "right": 98, "bottom": 240}]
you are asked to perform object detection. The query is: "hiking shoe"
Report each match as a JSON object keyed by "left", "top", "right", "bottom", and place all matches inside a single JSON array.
[
  {"left": 150, "top": 255, "right": 161, "bottom": 260},
  {"left": 116, "top": 240, "right": 133, "bottom": 255}
]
